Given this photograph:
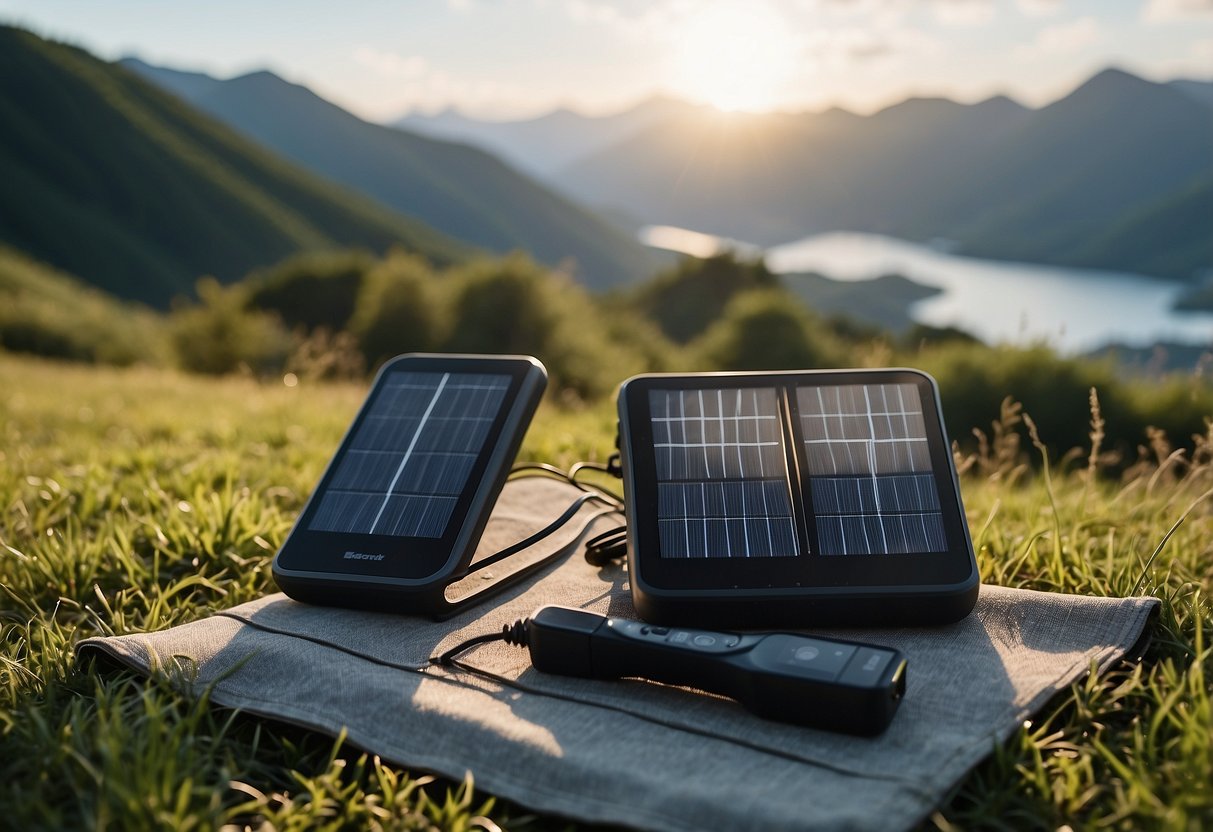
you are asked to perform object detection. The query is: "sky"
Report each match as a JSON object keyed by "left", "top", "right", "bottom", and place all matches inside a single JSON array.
[{"left": 1, "top": 0, "right": 1211, "bottom": 121}]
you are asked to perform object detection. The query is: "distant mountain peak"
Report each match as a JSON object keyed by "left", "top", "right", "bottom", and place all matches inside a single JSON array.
[
  {"left": 974, "top": 93, "right": 1027, "bottom": 110},
  {"left": 871, "top": 96, "right": 966, "bottom": 124},
  {"left": 119, "top": 55, "right": 223, "bottom": 101},
  {"left": 124, "top": 53, "right": 663, "bottom": 289},
  {"left": 118, "top": 55, "right": 155, "bottom": 71},
  {"left": 876, "top": 95, "right": 962, "bottom": 112},
  {"left": 231, "top": 68, "right": 281, "bottom": 83},
  {"left": 817, "top": 104, "right": 860, "bottom": 119},
  {"left": 1069, "top": 66, "right": 1157, "bottom": 98},
  {"left": 1086, "top": 66, "right": 1144, "bottom": 84}
]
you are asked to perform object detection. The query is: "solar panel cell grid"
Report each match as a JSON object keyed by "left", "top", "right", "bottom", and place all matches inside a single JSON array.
[
  {"left": 649, "top": 387, "right": 799, "bottom": 558},
  {"left": 797, "top": 383, "right": 947, "bottom": 556},
  {"left": 308, "top": 371, "right": 509, "bottom": 538}
]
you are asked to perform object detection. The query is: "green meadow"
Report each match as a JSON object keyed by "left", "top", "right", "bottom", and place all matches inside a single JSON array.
[{"left": 1, "top": 352, "right": 1210, "bottom": 829}]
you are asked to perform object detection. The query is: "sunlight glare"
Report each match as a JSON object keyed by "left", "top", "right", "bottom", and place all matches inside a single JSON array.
[{"left": 667, "top": 2, "right": 800, "bottom": 113}]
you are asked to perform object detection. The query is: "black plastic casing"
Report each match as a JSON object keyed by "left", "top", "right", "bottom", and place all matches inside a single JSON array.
[
  {"left": 617, "top": 368, "right": 979, "bottom": 629},
  {"left": 271, "top": 353, "right": 546, "bottom": 617},
  {"left": 526, "top": 606, "right": 907, "bottom": 735}
]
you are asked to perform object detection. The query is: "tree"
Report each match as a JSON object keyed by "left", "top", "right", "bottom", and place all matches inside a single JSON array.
[
  {"left": 348, "top": 252, "right": 442, "bottom": 367},
  {"left": 695, "top": 289, "right": 841, "bottom": 371}
]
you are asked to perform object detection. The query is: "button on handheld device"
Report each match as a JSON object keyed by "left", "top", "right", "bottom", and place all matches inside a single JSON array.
[
  {"left": 523, "top": 606, "right": 907, "bottom": 735},
  {"left": 272, "top": 353, "right": 546, "bottom": 618},
  {"left": 616, "top": 368, "right": 979, "bottom": 628}
]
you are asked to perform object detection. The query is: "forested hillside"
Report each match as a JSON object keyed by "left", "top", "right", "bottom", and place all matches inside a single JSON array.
[
  {"left": 0, "top": 27, "right": 466, "bottom": 306},
  {"left": 123, "top": 58, "right": 665, "bottom": 291}
]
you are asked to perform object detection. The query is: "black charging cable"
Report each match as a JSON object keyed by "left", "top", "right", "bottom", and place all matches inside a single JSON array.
[
  {"left": 507, "top": 460, "right": 623, "bottom": 508},
  {"left": 495, "top": 460, "right": 629, "bottom": 570},
  {"left": 431, "top": 618, "right": 531, "bottom": 666},
  {"left": 583, "top": 526, "right": 628, "bottom": 566},
  {"left": 440, "top": 463, "right": 625, "bottom": 591}
]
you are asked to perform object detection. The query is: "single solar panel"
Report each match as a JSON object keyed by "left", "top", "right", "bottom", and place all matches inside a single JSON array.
[
  {"left": 273, "top": 354, "right": 547, "bottom": 617},
  {"left": 309, "top": 371, "right": 510, "bottom": 538}
]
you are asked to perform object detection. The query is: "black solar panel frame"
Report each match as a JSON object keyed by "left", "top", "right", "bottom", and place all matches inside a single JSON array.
[
  {"left": 272, "top": 354, "right": 546, "bottom": 616},
  {"left": 617, "top": 368, "right": 979, "bottom": 627}
]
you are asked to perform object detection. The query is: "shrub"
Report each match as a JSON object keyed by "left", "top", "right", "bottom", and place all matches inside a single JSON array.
[
  {"left": 441, "top": 254, "right": 638, "bottom": 399},
  {"left": 348, "top": 252, "right": 443, "bottom": 368},
  {"left": 914, "top": 342, "right": 1164, "bottom": 457},
  {"left": 626, "top": 252, "right": 778, "bottom": 343},
  {"left": 169, "top": 277, "right": 292, "bottom": 375},
  {"left": 693, "top": 288, "right": 843, "bottom": 372},
  {"left": 245, "top": 250, "right": 376, "bottom": 332}
]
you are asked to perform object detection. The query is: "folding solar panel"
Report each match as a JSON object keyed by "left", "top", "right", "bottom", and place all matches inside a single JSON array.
[{"left": 618, "top": 369, "right": 979, "bottom": 627}]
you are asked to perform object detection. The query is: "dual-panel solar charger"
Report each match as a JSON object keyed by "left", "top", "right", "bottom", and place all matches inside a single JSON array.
[
  {"left": 272, "top": 353, "right": 550, "bottom": 618},
  {"left": 616, "top": 368, "right": 979, "bottom": 628}
]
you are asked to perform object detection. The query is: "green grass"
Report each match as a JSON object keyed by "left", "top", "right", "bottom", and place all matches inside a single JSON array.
[{"left": 1, "top": 353, "right": 1210, "bottom": 830}]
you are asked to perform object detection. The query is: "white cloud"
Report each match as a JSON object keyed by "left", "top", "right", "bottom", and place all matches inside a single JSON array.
[
  {"left": 555, "top": 0, "right": 687, "bottom": 42},
  {"left": 931, "top": 0, "right": 996, "bottom": 26},
  {"left": 352, "top": 46, "right": 429, "bottom": 79},
  {"left": 804, "top": 25, "right": 940, "bottom": 68},
  {"left": 1016, "top": 0, "right": 1063, "bottom": 17},
  {"left": 1196, "top": 35, "right": 1213, "bottom": 63},
  {"left": 1143, "top": 0, "right": 1213, "bottom": 22},
  {"left": 1034, "top": 16, "right": 1101, "bottom": 53}
]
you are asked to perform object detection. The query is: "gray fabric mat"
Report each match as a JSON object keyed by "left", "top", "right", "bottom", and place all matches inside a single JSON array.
[{"left": 78, "top": 478, "right": 1158, "bottom": 831}]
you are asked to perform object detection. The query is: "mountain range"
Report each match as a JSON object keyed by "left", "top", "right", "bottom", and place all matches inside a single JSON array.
[
  {"left": 3, "top": 22, "right": 1209, "bottom": 313},
  {"left": 395, "top": 96, "right": 707, "bottom": 180},
  {"left": 398, "top": 71, "right": 1213, "bottom": 282},
  {"left": 0, "top": 26, "right": 469, "bottom": 307},
  {"left": 121, "top": 58, "right": 663, "bottom": 291}
]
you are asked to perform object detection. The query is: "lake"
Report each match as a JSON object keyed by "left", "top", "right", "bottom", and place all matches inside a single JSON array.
[{"left": 641, "top": 227, "right": 1213, "bottom": 355}]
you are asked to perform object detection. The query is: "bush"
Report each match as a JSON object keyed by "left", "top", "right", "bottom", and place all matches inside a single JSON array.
[
  {"left": 245, "top": 250, "right": 376, "bottom": 332},
  {"left": 169, "top": 277, "right": 292, "bottom": 375},
  {"left": 1121, "top": 375, "right": 1213, "bottom": 449},
  {"left": 441, "top": 254, "right": 640, "bottom": 399},
  {"left": 693, "top": 288, "right": 843, "bottom": 372},
  {"left": 910, "top": 342, "right": 1210, "bottom": 458},
  {"left": 0, "top": 314, "right": 93, "bottom": 362},
  {"left": 348, "top": 252, "right": 443, "bottom": 368},
  {"left": 626, "top": 252, "right": 778, "bottom": 343}
]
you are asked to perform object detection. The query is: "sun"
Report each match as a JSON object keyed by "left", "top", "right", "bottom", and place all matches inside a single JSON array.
[{"left": 666, "top": 2, "right": 801, "bottom": 113}]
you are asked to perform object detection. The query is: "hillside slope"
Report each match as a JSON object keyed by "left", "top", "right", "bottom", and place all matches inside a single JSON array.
[
  {"left": 0, "top": 244, "right": 165, "bottom": 362},
  {"left": 0, "top": 27, "right": 466, "bottom": 307},
  {"left": 123, "top": 59, "right": 665, "bottom": 290}
]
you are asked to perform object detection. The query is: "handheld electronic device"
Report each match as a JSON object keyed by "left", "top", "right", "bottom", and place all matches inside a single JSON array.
[
  {"left": 617, "top": 368, "right": 979, "bottom": 628},
  {"left": 272, "top": 353, "right": 547, "bottom": 617},
  {"left": 520, "top": 606, "right": 907, "bottom": 735}
]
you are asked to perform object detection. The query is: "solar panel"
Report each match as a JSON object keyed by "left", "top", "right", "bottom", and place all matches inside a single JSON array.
[
  {"left": 273, "top": 354, "right": 549, "bottom": 617},
  {"left": 617, "top": 368, "right": 979, "bottom": 626},
  {"left": 644, "top": 380, "right": 949, "bottom": 559},
  {"left": 649, "top": 387, "right": 798, "bottom": 558},
  {"left": 797, "top": 383, "right": 946, "bottom": 556},
  {"left": 308, "top": 371, "right": 510, "bottom": 538}
]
